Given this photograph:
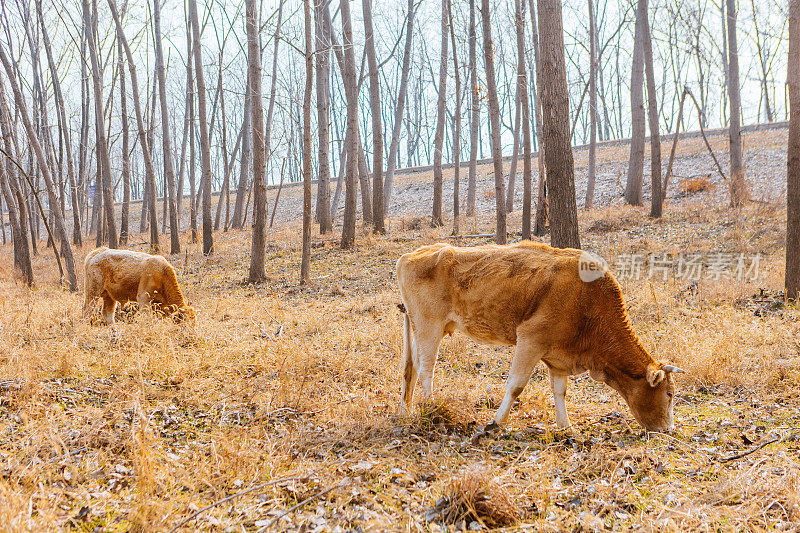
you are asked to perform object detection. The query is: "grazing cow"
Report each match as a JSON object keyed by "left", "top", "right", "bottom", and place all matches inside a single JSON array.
[
  {"left": 396, "top": 242, "right": 684, "bottom": 433},
  {"left": 83, "top": 247, "right": 195, "bottom": 324}
]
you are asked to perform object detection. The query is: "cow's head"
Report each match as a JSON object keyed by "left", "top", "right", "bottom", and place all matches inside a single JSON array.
[{"left": 623, "top": 362, "right": 684, "bottom": 432}]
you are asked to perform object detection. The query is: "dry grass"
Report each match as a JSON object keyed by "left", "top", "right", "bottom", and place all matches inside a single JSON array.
[{"left": 1, "top": 183, "right": 800, "bottom": 530}]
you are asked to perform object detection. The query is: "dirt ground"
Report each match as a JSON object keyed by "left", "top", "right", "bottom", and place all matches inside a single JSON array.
[{"left": 0, "top": 129, "right": 799, "bottom": 531}]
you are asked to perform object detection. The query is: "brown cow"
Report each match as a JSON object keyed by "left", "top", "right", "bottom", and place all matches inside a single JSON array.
[
  {"left": 396, "top": 242, "right": 684, "bottom": 432},
  {"left": 83, "top": 247, "right": 195, "bottom": 324}
]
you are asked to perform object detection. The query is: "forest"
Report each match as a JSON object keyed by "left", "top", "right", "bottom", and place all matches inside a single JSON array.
[{"left": 0, "top": 0, "right": 799, "bottom": 530}]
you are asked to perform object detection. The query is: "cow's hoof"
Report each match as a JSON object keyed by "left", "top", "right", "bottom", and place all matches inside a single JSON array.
[{"left": 470, "top": 421, "right": 500, "bottom": 444}]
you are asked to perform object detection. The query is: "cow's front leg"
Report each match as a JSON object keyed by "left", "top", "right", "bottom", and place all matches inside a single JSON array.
[
  {"left": 492, "top": 339, "right": 543, "bottom": 427},
  {"left": 414, "top": 330, "right": 443, "bottom": 403},
  {"left": 549, "top": 371, "right": 571, "bottom": 429},
  {"left": 101, "top": 296, "right": 117, "bottom": 324}
]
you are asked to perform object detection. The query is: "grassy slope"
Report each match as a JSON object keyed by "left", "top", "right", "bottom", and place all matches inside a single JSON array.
[{"left": 0, "top": 130, "right": 798, "bottom": 531}]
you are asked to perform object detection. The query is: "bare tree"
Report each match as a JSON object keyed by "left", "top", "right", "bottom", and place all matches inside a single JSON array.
[
  {"left": 516, "top": 0, "right": 532, "bottom": 239},
  {"left": 0, "top": 46, "right": 78, "bottom": 290},
  {"left": 315, "top": 0, "right": 332, "bottom": 234},
  {"left": 585, "top": 0, "right": 597, "bottom": 209},
  {"left": 481, "top": 0, "right": 507, "bottom": 244},
  {"left": 643, "top": 2, "right": 662, "bottom": 218},
  {"left": 84, "top": 0, "right": 118, "bottom": 248},
  {"left": 301, "top": 0, "right": 313, "bottom": 283},
  {"left": 363, "top": 0, "right": 384, "bottom": 233},
  {"left": 449, "top": 0, "right": 462, "bottom": 235},
  {"left": 466, "top": 0, "right": 479, "bottom": 217},
  {"left": 187, "top": 0, "right": 214, "bottom": 254},
  {"left": 529, "top": 0, "right": 548, "bottom": 237},
  {"left": 625, "top": 0, "right": 646, "bottom": 207},
  {"left": 787, "top": 0, "right": 800, "bottom": 299},
  {"left": 340, "top": 0, "right": 359, "bottom": 249},
  {"left": 538, "top": 0, "right": 579, "bottom": 249},
  {"left": 432, "top": 0, "right": 450, "bottom": 227},
  {"left": 230, "top": 68, "right": 251, "bottom": 231},
  {"left": 35, "top": 0, "right": 81, "bottom": 247},
  {"left": 247, "top": 0, "right": 267, "bottom": 282},
  {"left": 384, "top": 0, "right": 415, "bottom": 212},
  {"left": 726, "top": 0, "right": 749, "bottom": 206},
  {"left": 117, "top": 37, "right": 130, "bottom": 244},
  {"left": 153, "top": 0, "right": 180, "bottom": 253},
  {"left": 109, "top": 0, "right": 160, "bottom": 252}
]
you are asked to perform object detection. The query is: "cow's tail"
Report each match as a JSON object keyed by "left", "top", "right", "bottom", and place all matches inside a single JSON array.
[{"left": 399, "top": 303, "right": 412, "bottom": 367}]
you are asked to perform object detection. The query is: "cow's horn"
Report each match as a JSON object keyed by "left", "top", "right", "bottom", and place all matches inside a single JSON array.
[{"left": 663, "top": 365, "right": 686, "bottom": 374}]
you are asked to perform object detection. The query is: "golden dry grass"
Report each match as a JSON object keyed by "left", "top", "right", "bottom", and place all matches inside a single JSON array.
[{"left": 1, "top": 151, "right": 800, "bottom": 530}]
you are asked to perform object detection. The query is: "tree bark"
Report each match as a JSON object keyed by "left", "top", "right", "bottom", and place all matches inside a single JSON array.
[
  {"left": 624, "top": 0, "right": 646, "bottom": 206},
  {"left": 314, "top": 0, "right": 332, "bottom": 234},
  {"left": 786, "top": 0, "right": 800, "bottom": 299},
  {"left": 301, "top": 0, "right": 313, "bottom": 283},
  {"left": 153, "top": 0, "right": 180, "bottom": 253},
  {"left": 466, "top": 0, "right": 479, "bottom": 217},
  {"left": 363, "top": 0, "right": 384, "bottom": 234},
  {"left": 247, "top": 0, "right": 267, "bottom": 282},
  {"left": 432, "top": 0, "right": 450, "bottom": 228},
  {"left": 231, "top": 68, "right": 251, "bottom": 231},
  {"left": 449, "top": 0, "right": 462, "bottom": 236},
  {"left": 529, "top": 0, "right": 548, "bottom": 237},
  {"left": 537, "top": 0, "right": 580, "bottom": 249},
  {"left": 726, "top": 0, "right": 749, "bottom": 206},
  {"left": 481, "top": 0, "right": 507, "bottom": 244},
  {"left": 187, "top": 0, "right": 214, "bottom": 254},
  {"left": 340, "top": 0, "right": 359, "bottom": 249},
  {"left": 585, "top": 0, "right": 597, "bottom": 209},
  {"left": 506, "top": 96, "right": 521, "bottom": 212},
  {"left": 118, "top": 37, "right": 130, "bottom": 244},
  {"left": 643, "top": 2, "right": 662, "bottom": 218},
  {"left": 516, "top": 0, "right": 532, "bottom": 240},
  {"left": 84, "top": 0, "right": 118, "bottom": 248}
]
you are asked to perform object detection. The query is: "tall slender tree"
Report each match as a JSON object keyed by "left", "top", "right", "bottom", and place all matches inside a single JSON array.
[
  {"left": 449, "top": 0, "right": 462, "bottom": 235},
  {"left": 432, "top": 0, "right": 450, "bottom": 227},
  {"left": 516, "top": 0, "right": 533, "bottom": 239},
  {"left": 787, "top": 0, "right": 800, "bottom": 300},
  {"left": 247, "top": 0, "right": 267, "bottom": 282},
  {"left": 624, "top": 0, "right": 646, "bottom": 207},
  {"left": 643, "top": 2, "right": 662, "bottom": 218},
  {"left": 314, "top": 0, "right": 332, "bottom": 234},
  {"left": 118, "top": 37, "right": 130, "bottom": 244},
  {"left": 726, "top": 0, "right": 749, "bottom": 206},
  {"left": 340, "top": 0, "right": 359, "bottom": 249},
  {"left": 363, "top": 0, "right": 384, "bottom": 233},
  {"left": 466, "top": 0, "right": 479, "bottom": 217},
  {"left": 585, "top": 0, "right": 597, "bottom": 209},
  {"left": 538, "top": 0, "right": 580, "bottom": 249},
  {"left": 481, "top": 0, "right": 507, "bottom": 244},
  {"left": 301, "top": 0, "right": 313, "bottom": 283}
]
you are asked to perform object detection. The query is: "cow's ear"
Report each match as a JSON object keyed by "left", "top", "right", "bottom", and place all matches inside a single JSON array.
[{"left": 646, "top": 364, "right": 666, "bottom": 387}]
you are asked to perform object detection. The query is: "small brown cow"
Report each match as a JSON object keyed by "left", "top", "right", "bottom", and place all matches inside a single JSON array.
[
  {"left": 396, "top": 242, "right": 684, "bottom": 432},
  {"left": 83, "top": 247, "right": 195, "bottom": 324}
]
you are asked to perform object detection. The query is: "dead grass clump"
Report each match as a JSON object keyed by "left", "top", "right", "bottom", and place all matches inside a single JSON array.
[
  {"left": 676, "top": 175, "right": 713, "bottom": 197},
  {"left": 430, "top": 464, "right": 521, "bottom": 528},
  {"left": 415, "top": 397, "right": 473, "bottom": 432}
]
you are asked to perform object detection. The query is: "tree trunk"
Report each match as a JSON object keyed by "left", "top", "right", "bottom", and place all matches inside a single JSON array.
[
  {"left": 108, "top": 0, "right": 160, "bottom": 252},
  {"left": 36, "top": 0, "right": 81, "bottom": 247},
  {"left": 516, "top": 0, "right": 532, "bottom": 240},
  {"left": 537, "top": 0, "right": 580, "bottom": 249},
  {"left": 625, "top": 0, "right": 646, "bottom": 207},
  {"left": 340, "top": 0, "right": 359, "bottom": 249},
  {"left": 187, "top": 0, "right": 214, "bottom": 254},
  {"left": 643, "top": 2, "right": 662, "bottom": 218},
  {"left": 118, "top": 37, "right": 130, "bottom": 244},
  {"left": 0, "top": 48, "right": 78, "bottom": 290},
  {"left": 726, "top": 0, "right": 749, "bottom": 206},
  {"left": 432, "top": 0, "right": 450, "bottom": 228},
  {"left": 529, "top": 0, "right": 548, "bottom": 237},
  {"left": 506, "top": 96, "right": 521, "bottom": 212},
  {"left": 363, "top": 0, "right": 384, "bottom": 234},
  {"left": 314, "top": 0, "right": 332, "bottom": 234},
  {"left": 301, "top": 0, "right": 313, "bottom": 283},
  {"left": 449, "top": 0, "right": 462, "bottom": 235},
  {"left": 481, "top": 0, "right": 507, "bottom": 244},
  {"left": 84, "top": 0, "right": 118, "bottom": 248},
  {"left": 247, "top": 0, "right": 267, "bottom": 282},
  {"left": 384, "top": 0, "right": 415, "bottom": 212},
  {"left": 585, "top": 0, "right": 597, "bottom": 209},
  {"left": 153, "top": 0, "right": 180, "bottom": 253},
  {"left": 786, "top": 0, "right": 800, "bottom": 299},
  {"left": 231, "top": 68, "right": 251, "bottom": 231},
  {"left": 466, "top": 0, "right": 479, "bottom": 217}
]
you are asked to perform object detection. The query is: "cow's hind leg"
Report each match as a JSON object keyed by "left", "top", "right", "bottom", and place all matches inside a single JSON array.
[
  {"left": 398, "top": 312, "right": 418, "bottom": 415},
  {"left": 492, "top": 338, "right": 544, "bottom": 428},
  {"left": 413, "top": 327, "right": 444, "bottom": 404}
]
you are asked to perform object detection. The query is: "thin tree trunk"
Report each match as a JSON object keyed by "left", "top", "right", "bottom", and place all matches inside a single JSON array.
[
  {"left": 432, "top": 0, "right": 450, "bottom": 227},
  {"left": 449, "top": 0, "right": 462, "bottom": 236},
  {"left": 516, "top": 0, "right": 533, "bottom": 240},
  {"left": 506, "top": 95, "right": 521, "bottom": 212},
  {"left": 538, "top": 0, "right": 579, "bottom": 249},
  {"left": 301, "top": 0, "right": 313, "bottom": 283},
  {"left": 0, "top": 49, "right": 78, "bottom": 290},
  {"left": 108, "top": 0, "right": 160, "bottom": 252},
  {"left": 340, "top": 0, "right": 359, "bottom": 249},
  {"left": 481, "top": 0, "right": 507, "bottom": 244},
  {"left": 247, "top": 0, "right": 267, "bottom": 281},
  {"left": 663, "top": 88, "right": 687, "bottom": 198},
  {"left": 84, "top": 0, "right": 118, "bottom": 248},
  {"left": 530, "top": 0, "right": 548, "bottom": 237},
  {"left": 231, "top": 69, "right": 251, "bottom": 230},
  {"left": 384, "top": 0, "right": 415, "bottom": 212},
  {"left": 153, "top": 0, "right": 180, "bottom": 253},
  {"left": 726, "top": 0, "right": 749, "bottom": 206},
  {"left": 643, "top": 2, "right": 662, "bottom": 218},
  {"left": 118, "top": 37, "right": 130, "bottom": 244},
  {"left": 786, "top": 0, "right": 800, "bottom": 299},
  {"left": 363, "top": 0, "right": 384, "bottom": 234},
  {"left": 214, "top": 55, "right": 230, "bottom": 231},
  {"left": 625, "top": 0, "right": 646, "bottom": 206},
  {"left": 314, "top": 0, "right": 332, "bottom": 234},
  {"left": 466, "top": 0, "right": 479, "bottom": 217},
  {"left": 585, "top": 0, "right": 597, "bottom": 209}
]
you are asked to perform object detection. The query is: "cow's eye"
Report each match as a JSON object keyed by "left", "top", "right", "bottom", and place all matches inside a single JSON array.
[{"left": 667, "top": 392, "right": 674, "bottom": 400}]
